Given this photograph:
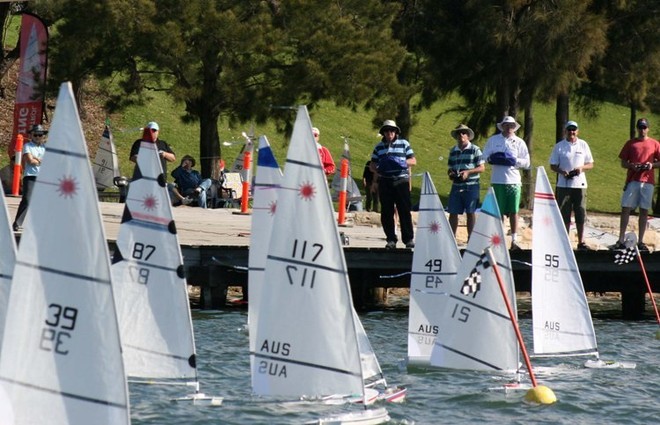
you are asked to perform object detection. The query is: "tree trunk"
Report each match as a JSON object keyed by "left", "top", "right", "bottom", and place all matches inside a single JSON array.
[
  {"left": 556, "top": 93, "right": 569, "bottom": 143},
  {"left": 198, "top": 102, "right": 221, "bottom": 179},
  {"left": 522, "top": 102, "right": 533, "bottom": 209},
  {"left": 629, "top": 103, "right": 637, "bottom": 140}
]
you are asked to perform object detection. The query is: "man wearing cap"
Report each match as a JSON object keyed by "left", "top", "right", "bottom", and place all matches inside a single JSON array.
[
  {"left": 550, "top": 121, "right": 594, "bottom": 250},
  {"left": 447, "top": 124, "right": 485, "bottom": 239},
  {"left": 483, "top": 115, "right": 531, "bottom": 250},
  {"left": 12, "top": 124, "right": 48, "bottom": 231},
  {"left": 170, "top": 155, "right": 212, "bottom": 208},
  {"left": 369, "top": 119, "right": 416, "bottom": 249},
  {"left": 129, "top": 121, "right": 176, "bottom": 177},
  {"left": 613, "top": 118, "right": 660, "bottom": 252},
  {"left": 312, "top": 127, "right": 336, "bottom": 177}
]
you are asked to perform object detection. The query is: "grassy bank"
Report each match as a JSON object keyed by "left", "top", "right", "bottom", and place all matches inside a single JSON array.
[{"left": 108, "top": 90, "right": 659, "bottom": 214}]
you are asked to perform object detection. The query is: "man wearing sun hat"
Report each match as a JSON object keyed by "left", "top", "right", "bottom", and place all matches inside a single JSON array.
[
  {"left": 483, "top": 115, "right": 531, "bottom": 250},
  {"left": 613, "top": 117, "right": 660, "bottom": 252},
  {"left": 447, "top": 124, "right": 485, "bottom": 239},
  {"left": 550, "top": 120, "right": 594, "bottom": 250},
  {"left": 12, "top": 124, "right": 48, "bottom": 231},
  {"left": 369, "top": 119, "right": 417, "bottom": 249},
  {"left": 129, "top": 121, "right": 176, "bottom": 177}
]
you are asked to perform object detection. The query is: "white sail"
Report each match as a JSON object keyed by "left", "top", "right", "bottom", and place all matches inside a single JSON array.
[
  {"left": 0, "top": 189, "right": 17, "bottom": 345},
  {"left": 0, "top": 82, "right": 130, "bottom": 424},
  {"left": 430, "top": 188, "right": 519, "bottom": 372},
  {"left": 92, "top": 125, "right": 121, "bottom": 191},
  {"left": 248, "top": 135, "right": 283, "bottom": 357},
  {"left": 251, "top": 106, "right": 364, "bottom": 398},
  {"left": 531, "top": 166, "right": 598, "bottom": 357},
  {"left": 407, "top": 172, "right": 461, "bottom": 366},
  {"left": 111, "top": 138, "right": 198, "bottom": 381}
]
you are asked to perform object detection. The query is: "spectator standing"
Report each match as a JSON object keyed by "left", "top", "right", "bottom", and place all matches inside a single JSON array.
[
  {"left": 312, "top": 127, "right": 336, "bottom": 177},
  {"left": 370, "top": 120, "right": 416, "bottom": 249},
  {"left": 483, "top": 116, "right": 531, "bottom": 250},
  {"left": 549, "top": 120, "right": 594, "bottom": 250},
  {"left": 447, "top": 124, "right": 485, "bottom": 240},
  {"left": 170, "top": 155, "right": 213, "bottom": 208},
  {"left": 129, "top": 121, "right": 176, "bottom": 177},
  {"left": 613, "top": 118, "right": 660, "bottom": 252},
  {"left": 12, "top": 125, "right": 47, "bottom": 231},
  {"left": 362, "top": 160, "right": 379, "bottom": 212}
]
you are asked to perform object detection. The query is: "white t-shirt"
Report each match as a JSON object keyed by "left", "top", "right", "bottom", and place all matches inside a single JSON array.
[
  {"left": 549, "top": 138, "right": 593, "bottom": 188},
  {"left": 483, "top": 133, "right": 530, "bottom": 184}
]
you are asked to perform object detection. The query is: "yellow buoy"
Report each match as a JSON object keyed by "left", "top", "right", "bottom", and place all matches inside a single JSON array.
[{"left": 525, "top": 385, "right": 557, "bottom": 405}]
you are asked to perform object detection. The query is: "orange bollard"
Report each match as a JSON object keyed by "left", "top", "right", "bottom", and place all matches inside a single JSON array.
[
  {"left": 337, "top": 158, "right": 349, "bottom": 225},
  {"left": 11, "top": 134, "right": 24, "bottom": 196},
  {"left": 240, "top": 150, "right": 251, "bottom": 213}
]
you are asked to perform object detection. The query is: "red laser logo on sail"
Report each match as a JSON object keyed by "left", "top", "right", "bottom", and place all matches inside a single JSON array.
[
  {"left": 57, "top": 176, "right": 77, "bottom": 198},
  {"left": 142, "top": 195, "right": 158, "bottom": 211},
  {"left": 298, "top": 182, "right": 315, "bottom": 201},
  {"left": 490, "top": 233, "right": 502, "bottom": 247},
  {"left": 429, "top": 221, "right": 441, "bottom": 234},
  {"left": 269, "top": 201, "right": 277, "bottom": 215}
]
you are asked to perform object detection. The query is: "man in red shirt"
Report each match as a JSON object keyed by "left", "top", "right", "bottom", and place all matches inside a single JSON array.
[
  {"left": 312, "top": 127, "right": 335, "bottom": 177},
  {"left": 614, "top": 118, "right": 660, "bottom": 251}
]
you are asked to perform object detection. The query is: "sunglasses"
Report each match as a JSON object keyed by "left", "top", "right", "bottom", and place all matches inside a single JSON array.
[
  {"left": 458, "top": 130, "right": 470, "bottom": 135},
  {"left": 150, "top": 128, "right": 159, "bottom": 132},
  {"left": 566, "top": 127, "right": 577, "bottom": 131},
  {"left": 34, "top": 133, "right": 46, "bottom": 137},
  {"left": 638, "top": 126, "right": 648, "bottom": 130}
]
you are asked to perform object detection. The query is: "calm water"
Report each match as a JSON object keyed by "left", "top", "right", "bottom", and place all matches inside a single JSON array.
[{"left": 129, "top": 302, "right": 659, "bottom": 425}]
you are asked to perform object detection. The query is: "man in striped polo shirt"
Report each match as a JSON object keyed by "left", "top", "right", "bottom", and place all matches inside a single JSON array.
[
  {"left": 447, "top": 124, "right": 485, "bottom": 240},
  {"left": 369, "top": 120, "right": 417, "bottom": 249}
]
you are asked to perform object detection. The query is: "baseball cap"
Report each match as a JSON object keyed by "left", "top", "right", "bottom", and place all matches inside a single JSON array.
[
  {"left": 636, "top": 118, "right": 649, "bottom": 129},
  {"left": 146, "top": 121, "right": 160, "bottom": 131},
  {"left": 565, "top": 120, "right": 579, "bottom": 130}
]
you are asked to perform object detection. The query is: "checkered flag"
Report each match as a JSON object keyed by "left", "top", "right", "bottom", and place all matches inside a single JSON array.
[
  {"left": 461, "top": 253, "right": 490, "bottom": 295},
  {"left": 614, "top": 246, "right": 637, "bottom": 265}
]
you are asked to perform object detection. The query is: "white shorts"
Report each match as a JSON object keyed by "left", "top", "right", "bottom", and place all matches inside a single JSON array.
[{"left": 621, "top": 181, "right": 654, "bottom": 210}]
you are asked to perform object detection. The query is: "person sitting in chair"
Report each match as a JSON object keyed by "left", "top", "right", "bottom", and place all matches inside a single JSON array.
[{"left": 171, "top": 155, "right": 212, "bottom": 208}]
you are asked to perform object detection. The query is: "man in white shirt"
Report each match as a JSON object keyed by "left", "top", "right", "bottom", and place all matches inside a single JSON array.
[
  {"left": 549, "top": 120, "right": 594, "bottom": 250},
  {"left": 483, "top": 116, "right": 531, "bottom": 250}
]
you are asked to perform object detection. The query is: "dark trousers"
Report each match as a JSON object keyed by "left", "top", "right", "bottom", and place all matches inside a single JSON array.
[
  {"left": 14, "top": 175, "right": 36, "bottom": 226},
  {"left": 365, "top": 184, "right": 379, "bottom": 212},
  {"left": 378, "top": 177, "right": 413, "bottom": 243}
]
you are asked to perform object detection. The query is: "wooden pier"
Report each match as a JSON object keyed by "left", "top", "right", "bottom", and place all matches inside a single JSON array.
[{"left": 6, "top": 197, "right": 658, "bottom": 319}]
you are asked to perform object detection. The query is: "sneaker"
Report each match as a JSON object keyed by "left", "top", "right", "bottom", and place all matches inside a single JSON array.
[
  {"left": 637, "top": 242, "right": 650, "bottom": 252},
  {"left": 385, "top": 241, "right": 396, "bottom": 250},
  {"left": 181, "top": 197, "right": 193, "bottom": 205},
  {"left": 509, "top": 242, "right": 522, "bottom": 251},
  {"left": 405, "top": 241, "right": 415, "bottom": 249},
  {"left": 610, "top": 241, "right": 626, "bottom": 250},
  {"left": 577, "top": 242, "right": 591, "bottom": 251}
]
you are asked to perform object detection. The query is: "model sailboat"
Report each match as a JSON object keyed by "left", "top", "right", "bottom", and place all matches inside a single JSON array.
[
  {"left": 430, "top": 188, "right": 520, "bottom": 374},
  {"left": 531, "top": 166, "right": 635, "bottom": 369},
  {"left": 92, "top": 124, "right": 121, "bottom": 191},
  {"left": 248, "top": 135, "right": 283, "bottom": 356},
  {"left": 250, "top": 106, "right": 390, "bottom": 424},
  {"left": 0, "top": 82, "right": 130, "bottom": 424},
  {"left": 110, "top": 131, "right": 222, "bottom": 404},
  {"left": 407, "top": 172, "right": 461, "bottom": 367},
  {"left": 0, "top": 189, "right": 17, "bottom": 346}
]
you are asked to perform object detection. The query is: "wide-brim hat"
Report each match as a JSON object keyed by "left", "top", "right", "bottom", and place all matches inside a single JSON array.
[
  {"left": 379, "top": 119, "right": 400, "bottom": 135},
  {"left": 450, "top": 124, "right": 475, "bottom": 141},
  {"left": 496, "top": 116, "right": 521, "bottom": 132},
  {"left": 181, "top": 155, "right": 196, "bottom": 167},
  {"left": 30, "top": 124, "right": 48, "bottom": 135}
]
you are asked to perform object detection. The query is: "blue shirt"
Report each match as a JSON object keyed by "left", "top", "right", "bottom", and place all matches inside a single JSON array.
[
  {"left": 448, "top": 142, "right": 484, "bottom": 186},
  {"left": 371, "top": 138, "right": 414, "bottom": 178},
  {"left": 171, "top": 166, "right": 203, "bottom": 192},
  {"left": 23, "top": 140, "right": 46, "bottom": 177}
]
